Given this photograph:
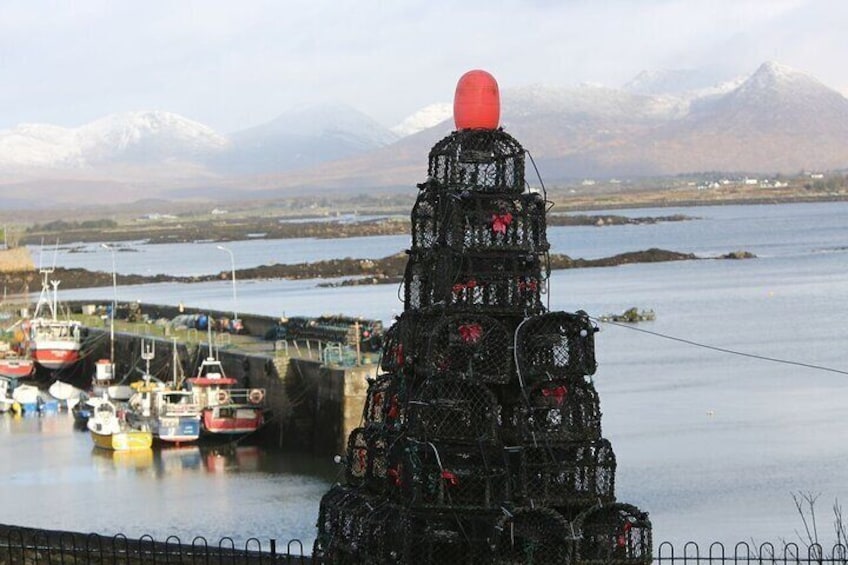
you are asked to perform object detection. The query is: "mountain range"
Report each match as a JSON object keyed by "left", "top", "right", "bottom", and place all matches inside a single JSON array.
[{"left": 1, "top": 61, "right": 847, "bottom": 207}]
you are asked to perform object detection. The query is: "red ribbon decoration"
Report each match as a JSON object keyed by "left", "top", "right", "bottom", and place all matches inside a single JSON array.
[
  {"left": 452, "top": 279, "right": 479, "bottom": 296},
  {"left": 387, "top": 467, "right": 402, "bottom": 486},
  {"left": 458, "top": 323, "right": 483, "bottom": 344},
  {"left": 518, "top": 278, "right": 538, "bottom": 293},
  {"left": 387, "top": 395, "right": 399, "bottom": 420},
  {"left": 394, "top": 344, "right": 404, "bottom": 367},
  {"left": 441, "top": 470, "right": 459, "bottom": 486},
  {"left": 491, "top": 212, "right": 513, "bottom": 234},
  {"left": 541, "top": 385, "right": 567, "bottom": 406}
]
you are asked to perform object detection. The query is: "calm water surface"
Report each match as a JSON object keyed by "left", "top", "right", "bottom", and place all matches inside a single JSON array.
[{"left": 7, "top": 201, "right": 848, "bottom": 548}]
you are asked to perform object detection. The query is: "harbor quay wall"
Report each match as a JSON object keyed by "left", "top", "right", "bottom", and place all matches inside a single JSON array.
[{"left": 69, "top": 301, "right": 373, "bottom": 456}]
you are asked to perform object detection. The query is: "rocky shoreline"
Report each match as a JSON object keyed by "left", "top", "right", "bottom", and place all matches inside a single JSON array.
[{"left": 0, "top": 248, "right": 755, "bottom": 294}]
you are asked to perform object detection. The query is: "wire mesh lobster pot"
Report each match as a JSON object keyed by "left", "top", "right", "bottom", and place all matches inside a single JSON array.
[
  {"left": 400, "top": 507, "right": 499, "bottom": 565},
  {"left": 404, "top": 250, "right": 546, "bottom": 314},
  {"left": 379, "top": 312, "right": 426, "bottom": 375},
  {"left": 515, "top": 439, "right": 616, "bottom": 508},
  {"left": 407, "top": 377, "right": 500, "bottom": 444},
  {"left": 345, "top": 427, "right": 394, "bottom": 493},
  {"left": 392, "top": 441, "right": 510, "bottom": 509},
  {"left": 442, "top": 191, "right": 549, "bottom": 254},
  {"left": 411, "top": 190, "right": 441, "bottom": 251},
  {"left": 426, "top": 129, "right": 526, "bottom": 194},
  {"left": 424, "top": 313, "right": 512, "bottom": 382},
  {"left": 575, "top": 503, "right": 653, "bottom": 565},
  {"left": 512, "top": 377, "right": 602, "bottom": 443},
  {"left": 363, "top": 374, "right": 405, "bottom": 430},
  {"left": 356, "top": 501, "right": 408, "bottom": 564},
  {"left": 315, "top": 485, "right": 376, "bottom": 563},
  {"left": 489, "top": 507, "right": 575, "bottom": 565},
  {"left": 515, "top": 311, "right": 598, "bottom": 382}
]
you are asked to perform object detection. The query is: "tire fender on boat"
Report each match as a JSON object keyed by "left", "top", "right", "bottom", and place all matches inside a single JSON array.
[
  {"left": 216, "top": 390, "right": 230, "bottom": 404},
  {"left": 248, "top": 389, "right": 265, "bottom": 405}
]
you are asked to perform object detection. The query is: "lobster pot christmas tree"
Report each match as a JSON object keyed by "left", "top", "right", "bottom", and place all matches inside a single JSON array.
[{"left": 313, "top": 70, "right": 652, "bottom": 565}]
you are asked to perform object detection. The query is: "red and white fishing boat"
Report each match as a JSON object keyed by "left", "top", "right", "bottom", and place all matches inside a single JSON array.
[
  {"left": 186, "top": 329, "right": 265, "bottom": 437},
  {"left": 28, "top": 268, "right": 83, "bottom": 372},
  {"left": 0, "top": 322, "right": 34, "bottom": 379},
  {"left": 0, "top": 349, "right": 34, "bottom": 379}
]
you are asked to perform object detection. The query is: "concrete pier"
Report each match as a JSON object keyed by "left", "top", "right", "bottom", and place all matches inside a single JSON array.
[{"left": 69, "top": 300, "right": 378, "bottom": 455}]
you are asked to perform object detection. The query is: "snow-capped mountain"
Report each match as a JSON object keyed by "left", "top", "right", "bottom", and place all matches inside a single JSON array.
[
  {"left": 1, "top": 61, "right": 847, "bottom": 207},
  {"left": 77, "top": 111, "right": 230, "bottom": 164},
  {"left": 622, "top": 68, "right": 729, "bottom": 96},
  {"left": 217, "top": 102, "right": 399, "bottom": 174},
  {"left": 390, "top": 103, "right": 452, "bottom": 136},
  {"left": 0, "top": 111, "right": 229, "bottom": 171}
]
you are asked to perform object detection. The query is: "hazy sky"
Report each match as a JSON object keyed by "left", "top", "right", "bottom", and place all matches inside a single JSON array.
[{"left": 1, "top": 0, "right": 845, "bottom": 133}]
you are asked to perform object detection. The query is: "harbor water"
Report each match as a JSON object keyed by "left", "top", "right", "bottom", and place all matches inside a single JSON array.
[{"left": 5, "top": 201, "right": 848, "bottom": 548}]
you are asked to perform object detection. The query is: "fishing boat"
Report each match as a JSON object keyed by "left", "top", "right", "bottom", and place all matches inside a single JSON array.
[
  {"left": 87, "top": 397, "right": 152, "bottom": 451},
  {"left": 28, "top": 263, "right": 84, "bottom": 371},
  {"left": 0, "top": 376, "right": 14, "bottom": 412},
  {"left": 11, "top": 383, "right": 39, "bottom": 413},
  {"left": 0, "top": 342, "right": 34, "bottom": 379},
  {"left": 126, "top": 341, "right": 201, "bottom": 444},
  {"left": 48, "top": 379, "right": 85, "bottom": 411},
  {"left": 186, "top": 326, "right": 266, "bottom": 437},
  {"left": 73, "top": 393, "right": 105, "bottom": 428}
]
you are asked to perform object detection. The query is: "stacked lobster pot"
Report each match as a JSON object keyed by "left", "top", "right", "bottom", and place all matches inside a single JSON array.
[{"left": 314, "top": 74, "right": 652, "bottom": 565}]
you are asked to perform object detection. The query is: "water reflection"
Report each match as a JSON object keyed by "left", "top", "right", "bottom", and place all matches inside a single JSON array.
[
  {"left": 200, "top": 444, "right": 261, "bottom": 474},
  {"left": 91, "top": 447, "right": 155, "bottom": 474}
]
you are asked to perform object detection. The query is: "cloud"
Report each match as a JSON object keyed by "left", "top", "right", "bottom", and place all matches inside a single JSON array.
[{"left": 0, "top": 0, "right": 844, "bottom": 133}]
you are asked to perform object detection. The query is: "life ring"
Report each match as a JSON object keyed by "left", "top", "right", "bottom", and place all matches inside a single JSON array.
[
  {"left": 248, "top": 389, "right": 265, "bottom": 405},
  {"left": 216, "top": 390, "right": 230, "bottom": 404}
]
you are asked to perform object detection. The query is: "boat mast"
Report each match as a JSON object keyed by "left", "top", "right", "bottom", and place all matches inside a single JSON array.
[{"left": 141, "top": 340, "right": 154, "bottom": 385}]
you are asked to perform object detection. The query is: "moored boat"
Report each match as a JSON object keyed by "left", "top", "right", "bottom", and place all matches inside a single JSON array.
[
  {"left": 28, "top": 266, "right": 83, "bottom": 371},
  {"left": 0, "top": 348, "right": 34, "bottom": 379},
  {"left": 11, "top": 383, "right": 39, "bottom": 413},
  {"left": 87, "top": 398, "right": 152, "bottom": 451},
  {"left": 186, "top": 330, "right": 265, "bottom": 437},
  {"left": 126, "top": 341, "right": 201, "bottom": 444},
  {"left": 48, "top": 379, "right": 84, "bottom": 411},
  {"left": 0, "top": 376, "right": 14, "bottom": 412}
]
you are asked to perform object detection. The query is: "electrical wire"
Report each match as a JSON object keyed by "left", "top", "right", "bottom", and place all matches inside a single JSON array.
[{"left": 594, "top": 317, "right": 848, "bottom": 376}]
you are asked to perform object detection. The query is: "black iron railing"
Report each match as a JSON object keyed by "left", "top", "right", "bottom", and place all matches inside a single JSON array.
[
  {"left": 0, "top": 524, "right": 310, "bottom": 564},
  {"left": 656, "top": 541, "right": 848, "bottom": 564}
]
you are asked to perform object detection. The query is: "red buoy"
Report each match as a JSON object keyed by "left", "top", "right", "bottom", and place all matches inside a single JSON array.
[{"left": 453, "top": 69, "right": 500, "bottom": 130}]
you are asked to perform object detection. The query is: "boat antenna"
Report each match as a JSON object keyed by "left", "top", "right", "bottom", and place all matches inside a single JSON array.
[
  {"left": 141, "top": 339, "right": 155, "bottom": 384},
  {"left": 207, "top": 316, "right": 214, "bottom": 359},
  {"left": 171, "top": 337, "right": 181, "bottom": 388}
]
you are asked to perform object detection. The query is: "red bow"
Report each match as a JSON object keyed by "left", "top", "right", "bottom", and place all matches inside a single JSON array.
[
  {"left": 542, "top": 385, "right": 567, "bottom": 406},
  {"left": 387, "top": 467, "right": 401, "bottom": 486},
  {"left": 518, "top": 279, "right": 538, "bottom": 293},
  {"left": 452, "top": 279, "right": 479, "bottom": 294},
  {"left": 441, "top": 470, "right": 459, "bottom": 486},
  {"left": 458, "top": 323, "right": 483, "bottom": 344},
  {"left": 387, "top": 395, "right": 399, "bottom": 420},
  {"left": 491, "top": 212, "right": 513, "bottom": 234}
]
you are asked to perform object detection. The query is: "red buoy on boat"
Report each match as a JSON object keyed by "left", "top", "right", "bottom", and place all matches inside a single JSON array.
[{"left": 453, "top": 69, "right": 500, "bottom": 130}]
